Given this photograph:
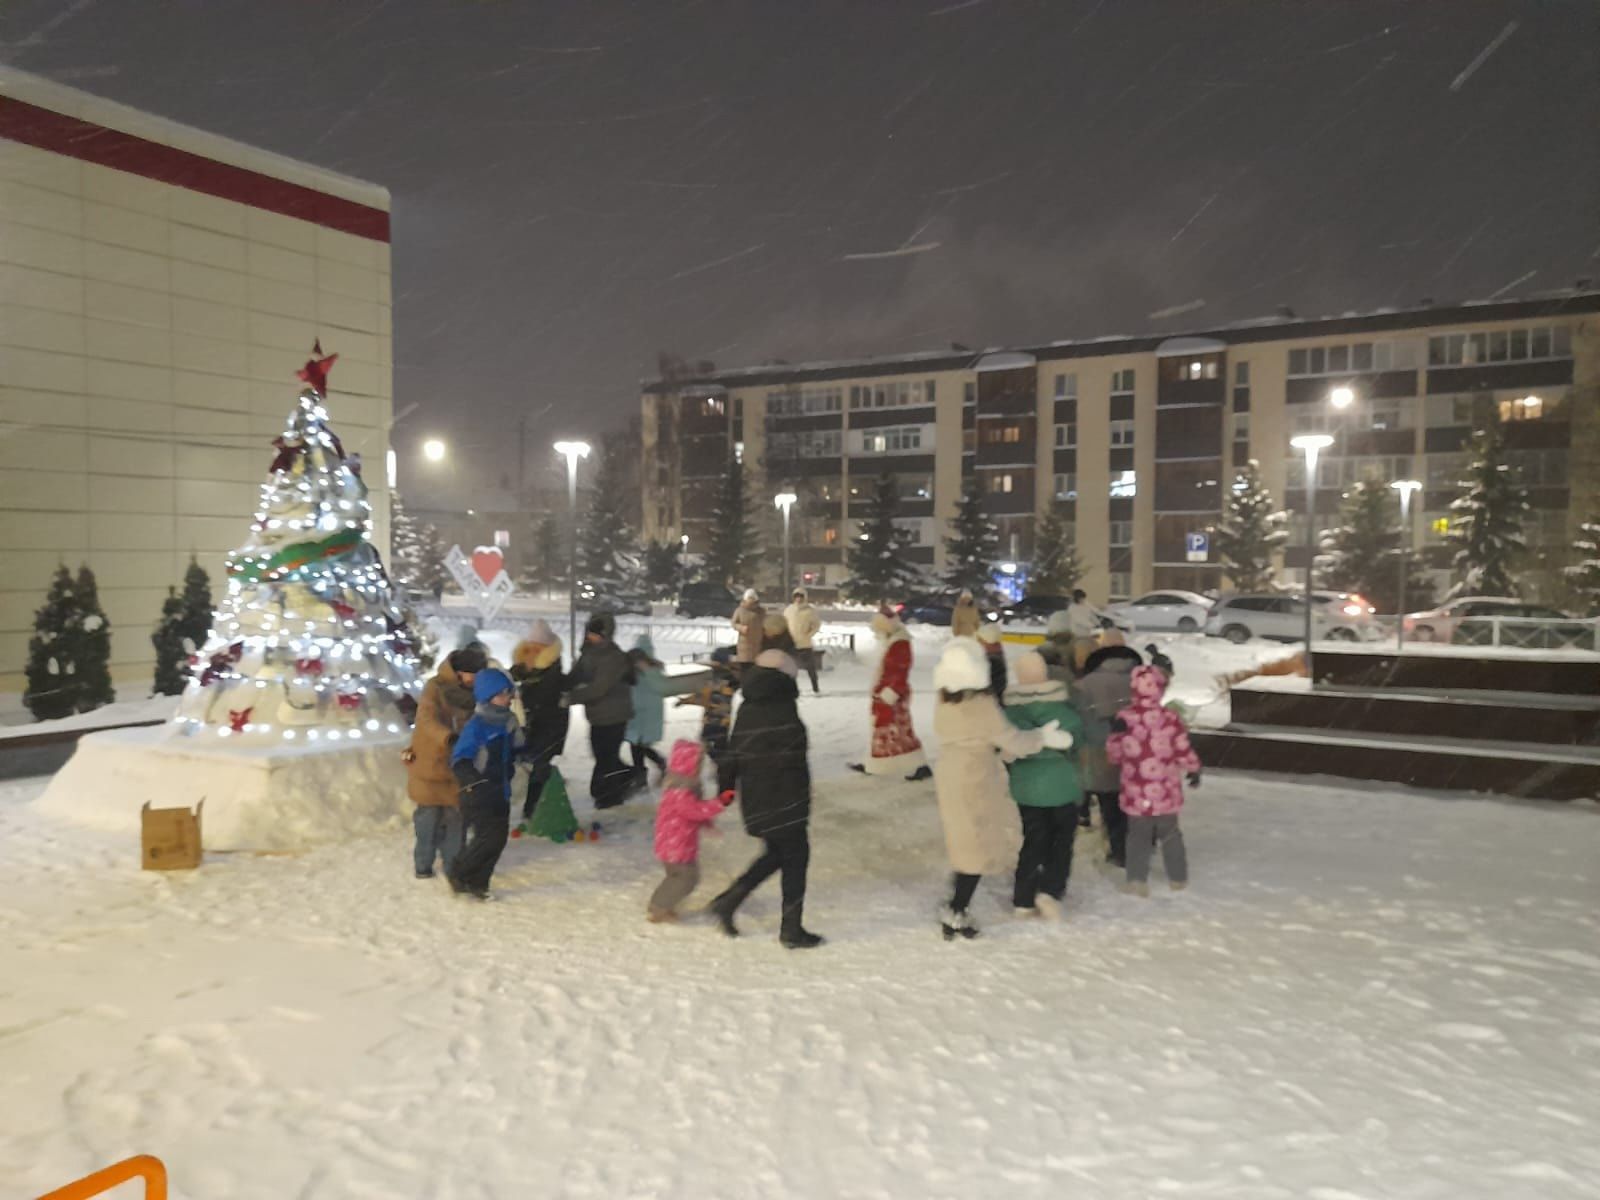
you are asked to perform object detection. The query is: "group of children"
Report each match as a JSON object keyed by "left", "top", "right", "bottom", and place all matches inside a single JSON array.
[{"left": 407, "top": 607, "right": 1200, "bottom": 942}]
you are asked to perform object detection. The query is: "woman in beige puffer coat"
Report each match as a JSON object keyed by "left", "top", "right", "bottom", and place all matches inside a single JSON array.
[{"left": 932, "top": 640, "right": 1073, "bottom": 940}]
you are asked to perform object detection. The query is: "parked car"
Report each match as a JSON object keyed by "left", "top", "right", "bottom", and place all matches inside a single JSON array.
[
  {"left": 578, "top": 578, "right": 653, "bottom": 617},
  {"left": 1203, "top": 593, "right": 1373, "bottom": 644},
  {"left": 1403, "top": 597, "right": 1587, "bottom": 647},
  {"left": 997, "top": 594, "right": 1069, "bottom": 625},
  {"left": 675, "top": 580, "right": 738, "bottom": 620},
  {"left": 1103, "top": 590, "right": 1214, "bottom": 633},
  {"left": 897, "top": 592, "right": 1001, "bottom": 627}
]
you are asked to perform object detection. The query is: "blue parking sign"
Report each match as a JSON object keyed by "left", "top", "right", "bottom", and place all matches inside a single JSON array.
[{"left": 1185, "top": 532, "right": 1209, "bottom": 562}]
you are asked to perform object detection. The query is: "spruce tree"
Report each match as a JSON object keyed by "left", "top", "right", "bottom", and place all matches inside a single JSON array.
[
  {"left": 1214, "top": 460, "right": 1289, "bottom": 592},
  {"left": 1029, "top": 502, "right": 1085, "bottom": 595},
  {"left": 1317, "top": 479, "right": 1429, "bottom": 612},
  {"left": 578, "top": 437, "right": 646, "bottom": 590},
  {"left": 1562, "top": 513, "right": 1600, "bottom": 615},
  {"left": 704, "top": 458, "right": 762, "bottom": 587},
  {"left": 72, "top": 565, "right": 115, "bottom": 712},
  {"left": 844, "top": 474, "right": 920, "bottom": 602},
  {"left": 1446, "top": 421, "right": 1528, "bottom": 599},
  {"left": 23, "top": 566, "right": 80, "bottom": 721},
  {"left": 178, "top": 556, "right": 213, "bottom": 651},
  {"left": 389, "top": 489, "right": 446, "bottom": 597},
  {"left": 942, "top": 481, "right": 1001, "bottom": 599},
  {"left": 521, "top": 513, "right": 564, "bottom": 599},
  {"left": 152, "top": 587, "right": 189, "bottom": 696},
  {"left": 643, "top": 538, "right": 684, "bottom": 599}
]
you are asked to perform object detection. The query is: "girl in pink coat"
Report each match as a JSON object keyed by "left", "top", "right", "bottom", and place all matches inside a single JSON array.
[
  {"left": 1106, "top": 665, "right": 1202, "bottom": 896},
  {"left": 649, "top": 738, "right": 733, "bottom": 922}
]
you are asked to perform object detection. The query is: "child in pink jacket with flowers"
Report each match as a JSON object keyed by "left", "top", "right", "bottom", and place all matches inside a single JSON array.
[
  {"left": 649, "top": 738, "right": 733, "bottom": 922},
  {"left": 1106, "top": 665, "right": 1201, "bottom": 897}
]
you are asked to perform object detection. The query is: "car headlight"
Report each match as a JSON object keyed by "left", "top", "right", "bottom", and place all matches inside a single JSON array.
[{"left": 1342, "top": 604, "right": 1361, "bottom": 616}]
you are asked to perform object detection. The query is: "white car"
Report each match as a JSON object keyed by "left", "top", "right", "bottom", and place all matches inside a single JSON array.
[
  {"left": 1104, "top": 590, "right": 1214, "bottom": 633},
  {"left": 1204, "top": 593, "right": 1376, "bottom": 644}
]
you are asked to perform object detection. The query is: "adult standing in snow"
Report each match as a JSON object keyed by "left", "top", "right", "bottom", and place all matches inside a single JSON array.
[
  {"left": 403, "top": 644, "right": 485, "bottom": 878},
  {"left": 950, "top": 589, "right": 982, "bottom": 638},
  {"left": 710, "top": 647, "right": 824, "bottom": 948},
  {"left": 731, "top": 588, "right": 765, "bottom": 667},
  {"left": 510, "top": 619, "right": 568, "bottom": 822},
  {"left": 1071, "top": 634, "right": 1140, "bottom": 867},
  {"left": 848, "top": 609, "right": 931, "bottom": 781},
  {"left": 931, "top": 640, "right": 1073, "bottom": 940},
  {"left": 784, "top": 588, "right": 823, "bottom": 694},
  {"left": 563, "top": 612, "right": 636, "bottom": 809}
]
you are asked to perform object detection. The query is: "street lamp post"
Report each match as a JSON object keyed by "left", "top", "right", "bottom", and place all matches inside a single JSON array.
[
  {"left": 679, "top": 533, "right": 689, "bottom": 602},
  {"left": 553, "top": 440, "right": 591, "bottom": 649},
  {"left": 1290, "top": 433, "right": 1335, "bottom": 673},
  {"left": 774, "top": 489, "right": 797, "bottom": 597},
  {"left": 1391, "top": 479, "right": 1422, "bottom": 649}
]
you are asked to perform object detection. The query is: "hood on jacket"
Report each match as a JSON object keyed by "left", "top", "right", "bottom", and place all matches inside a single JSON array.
[
  {"left": 1004, "top": 677, "right": 1067, "bottom": 705},
  {"left": 527, "top": 617, "right": 556, "bottom": 644},
  {"left": 1013, "top": 650, "right": 1049, "bottom": 686},
  {"left": 666, "top": 737, "right": 703, "bottom": 778},
  {"left": 742, "top": 588, "right": 759, "bottom": 602},
  {"left": 633, "top": 634, "right": 655, "bottom": 658},
  {"left": 515, "top": 636, "right": 564, "bottom": 672},
  {"left": 934, "top": 640, "right": 989, "bottom": 694},
  {"left": 790, "top": 588, "right": 808, "bottom": 604},
  {"left": 473, "top": 667, "right": 515, "bottom": 703},
  {"left": 1082, "top": 644, "right": 1142, "bottom": 676},
  {"left": 1129, "top": 664, "right": 1170, "bottom": 708}
]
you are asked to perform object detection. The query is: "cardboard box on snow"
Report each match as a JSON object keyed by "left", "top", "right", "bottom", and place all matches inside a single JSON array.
[{"left": 142, "top": 800, "right": 203, "bottom": 870}]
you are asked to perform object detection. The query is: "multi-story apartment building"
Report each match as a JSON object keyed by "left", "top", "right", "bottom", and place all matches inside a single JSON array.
[{"left": 640, "top": 291, "right": 1600, "bottom": 602}]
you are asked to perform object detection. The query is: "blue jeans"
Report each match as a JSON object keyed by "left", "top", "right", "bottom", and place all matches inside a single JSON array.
[{"left": 413, "top": 805, "right": 463, "bottom": 875}]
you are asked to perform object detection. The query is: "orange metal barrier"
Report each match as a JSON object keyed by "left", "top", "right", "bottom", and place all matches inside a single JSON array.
[{"left": 36, "top": 1155, "right": 167, "bottom": 1200}]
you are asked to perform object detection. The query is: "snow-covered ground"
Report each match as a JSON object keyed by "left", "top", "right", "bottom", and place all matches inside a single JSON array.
[{"left": 4, "top": 633, "right": 1597, "bottom": 1198}]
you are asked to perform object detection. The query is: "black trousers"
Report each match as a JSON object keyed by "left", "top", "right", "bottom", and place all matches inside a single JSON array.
[
  {"left": 451, "top": 785, "right": 510, "bottom": 892},
  {"left": 1014, "top": 805, "right": 1080, "bottom": 907},
  {"left": 522, "top": 749, "right": 557, "bottom": 820},
  {"left": 589, "top": 723, "right": 632, "bottom": 807},
  {"left": 950, "top": 872, "right": 981, "bottom": 913},
  {"left": 728, "top": 827, "right": 811, "bottom": 927},
  {"left": 796, "top": 648, "right": 821, "bottom": 693},
  {"left": 631, "top": 742, "right": 667, "bottom": 775},
  {"left": 1089, "top": 790, "right": 1128, "bottom": 865}
]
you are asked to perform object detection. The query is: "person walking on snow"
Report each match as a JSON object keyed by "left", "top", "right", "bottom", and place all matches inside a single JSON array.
[
  {"left": 710, "top": 648, "right": 825, "bottom": 949},
  {"left": 563, "top": 612, "right": 636, "bottom": 809},
  {"left": 1071, "top": 634, "right": 1141, "bottom": 867},
  {"left": 932, "top": 640, "right": 1074, "bottom": 940},
  {"left": 648, "top": 738, "right": 734, "bottom": 922},
  {"left": 403, "top": 644, "right": 485, "bottom": 878},
  {"left": 1002, "top": 651, "right": 1089, "bottom": 919},
  {"left": 510, "top": 619, "right": 569, "bottom": 822},
  {"left": 448, "top": 668, "right": 522, "bottom": 899},
  {"left": 950, "top": 589, "right": 982, "bottom": 638},
  {"left": 849, "top": 609, "right": 931, "bottom": 781},
  {"left": 1106, "top": 664, "right": 1201, "bottom": 897},
  {"left": 625, "top": 634, "right": 671, "bottom": 789},
  {"left": 731, "top": 588, "right": 765, "bottom": 667},
  {"left": 784, "top": 588, "right": 823, "bottom": 694}
]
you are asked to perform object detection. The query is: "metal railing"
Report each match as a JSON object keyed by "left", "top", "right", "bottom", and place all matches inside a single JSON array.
[{"left": 1327, "top": 615, "right": 1600, "bottom": 654}]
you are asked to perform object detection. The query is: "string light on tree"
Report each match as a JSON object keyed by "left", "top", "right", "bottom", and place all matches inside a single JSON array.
[{"left": 174, "top": 343, "right": 421, "bottom": 743}]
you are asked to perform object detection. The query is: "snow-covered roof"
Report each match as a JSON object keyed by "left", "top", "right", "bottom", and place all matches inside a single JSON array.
[
  {"left": 974, "top": 351, "right": 1037, "bottom": 373},
  {"left": 1155, "top": 336, "right": 1228, "bottom": 358}
]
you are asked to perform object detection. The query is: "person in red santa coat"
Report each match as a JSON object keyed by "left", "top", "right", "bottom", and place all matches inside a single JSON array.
[{"left": 849, "top": 608, "right": 932, "bottom": 781}]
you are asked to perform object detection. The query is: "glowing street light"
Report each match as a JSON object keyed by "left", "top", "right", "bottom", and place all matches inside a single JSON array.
[
  {"left": 1329, "top": 385, "right": 1355, "bottom": 409},
  {"left": 1291, "top": 433, "right": 1335, "bottom": 663},
  {"left": 553, "top": 440, "right": 592, "bottom": 648},
  {"left": 1391, "top": 478, "right": 1423, "bottom": 647},
  {"left": 774, "top": 489, "right": 798, "bottom": 596},
  {"left": 422, "top": 438, "right": 447, "bottom": 463}
]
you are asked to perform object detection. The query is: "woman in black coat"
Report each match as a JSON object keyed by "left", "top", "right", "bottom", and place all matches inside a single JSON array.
[{"left": 710, "top": 649, "right": 824, "bottom": 949}]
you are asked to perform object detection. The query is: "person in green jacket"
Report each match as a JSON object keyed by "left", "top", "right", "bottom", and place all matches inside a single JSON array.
[{"left": 1003, "top": 650, "right": 1090, "bottom": 919}]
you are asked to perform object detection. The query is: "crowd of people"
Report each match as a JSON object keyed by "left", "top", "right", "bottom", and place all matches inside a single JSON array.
[{"left": 402, "top": 586, "right": 1200, "bottom": 945}]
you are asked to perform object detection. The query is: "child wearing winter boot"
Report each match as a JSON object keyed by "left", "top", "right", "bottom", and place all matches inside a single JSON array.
[
  {"left": 648, "top": 738, "right": 734, "bottom": 922},
  {"left": 1106, "top": 664, "right": 1201, "bottom": 897},
  {"left": 931, "top": 641, "right": 1074, "bottom": 940},
  {"left": 448, "top": 668, "right": 523, "bottom": 900},
  {"left": 1002, "top": 651, "right": 1088, "bottom": 919}
]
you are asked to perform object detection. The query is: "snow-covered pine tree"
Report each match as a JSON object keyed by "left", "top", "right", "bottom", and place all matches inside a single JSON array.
[
  {"left": 23, "top": 565, "right": 81, "bottom": 721},
  {"left": 72, "top": 565, "right": 115, "bottom": 712},
  {"left": 845, "top": 474, "right": 921, "bottom": 602},
  {"left": 1446, "top": 421, "right": 1529, "bottom": 599},
  {"left": 1315, "top": 478, "right": 1433, "bottom": 613},
  {"left": 1029, "top": 502, "right": 1085, "bottom": 595},
  {"left": 1214, "top": 460, "right": 1289, "bottom": 592},
  {"left": 178, "top": 556, "right": 213, "bottom": 652},
  {"left": 174, "top": 346, "right": 419, "bottom": 742},
  {"left": 704, "top": 458, "right": 762, "bottom": 587},
  {"left": 152, "top": 587, "right": 188, "bottom": 696},
  {"left": 578, "top": 436, "right": 647, "bottom": 591},
  {"left": 1563, "top": 512, "right": 1600, "bottom": 615},
  {"left": 643, "top": 538, "right": 683, "bottom": 600},
  {"left": 519, "top": 513, "right": 563, "bottom": 599},
  {"left": 942, "top": 481, "right": 1001, "bottom": 599}
]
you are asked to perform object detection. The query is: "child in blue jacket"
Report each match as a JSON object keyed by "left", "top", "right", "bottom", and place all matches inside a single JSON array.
[{"left": 448, "top": 668, "right": 522, "bottom": 899}]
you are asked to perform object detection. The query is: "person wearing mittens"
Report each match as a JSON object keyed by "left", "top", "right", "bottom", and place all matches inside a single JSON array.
[{"left": 1002, "top": 651, "right": 1089, "bottom": 919}]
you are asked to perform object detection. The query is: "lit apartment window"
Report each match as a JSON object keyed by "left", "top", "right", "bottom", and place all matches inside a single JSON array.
[
  {"left": 1054, "top": 373, "right": 1078, "bottom": 400},
  {"left": 1054, "top": 473, "right": 1077, "bottom": 500},
  {"left": 1109, "top": 469, "right": 1137, "bottom": 498},
  {"left": 734, "top": 441, "right": 745, "bottom": 463},
  {"left": 1109, "top": 419, "right": 1135, "bottom": 447},
  {"left": 1055, "top": 423, "right": 1077, "bottom": 449},
  {"left": 823, "top": 527, "right": 839, "bottom": 545},
  {"left": 1111, "top": 369, "right": 1135, "bottom": 396},
  {"left": 1499, "top": 394, "right": 1545, "bottom": 422},
  {"left": 1183, "top": 360, "right": 1219, "bottom": 380},
  {"left": 1367, "top": 402, "right": 1403, "bottom": 432},
  {"left": 987, "top": 473, "right": 1016, "bottom": 494},
  {"left": 981, "top": 423, "right": 1023, "bottom": 445}
]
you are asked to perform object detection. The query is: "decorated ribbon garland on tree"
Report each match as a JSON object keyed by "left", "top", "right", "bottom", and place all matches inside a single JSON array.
[{"left": 228, "top": 528, "right": 364, "bottom": 583}]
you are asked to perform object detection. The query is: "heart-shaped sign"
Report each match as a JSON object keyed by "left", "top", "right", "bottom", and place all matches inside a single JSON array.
[{"left": 471, "top": 546, "right": 504, "bottom": 585}]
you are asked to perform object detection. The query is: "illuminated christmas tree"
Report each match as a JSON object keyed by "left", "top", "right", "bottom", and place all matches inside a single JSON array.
[{"left": 175, "top": 345, "right": 420, "bottom": 744}]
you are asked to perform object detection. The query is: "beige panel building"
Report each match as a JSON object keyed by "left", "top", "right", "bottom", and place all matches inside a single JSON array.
[
  {"left": 641, "top": 292, "right": 1600, "bottom": 604},
  {"left": 1, "top": 67, "right": 393, "bottom": 703}
]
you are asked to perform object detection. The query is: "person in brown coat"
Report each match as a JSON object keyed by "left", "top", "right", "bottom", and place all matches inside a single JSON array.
[
  {"left": 950, "top": 589, "right": 982, "bottom": 638},
  {"left": 732, "top": 588, "right": 765, "bottom": 666},
  {"left": 403, "top": 645, "right": 486, "bottom": 878}
]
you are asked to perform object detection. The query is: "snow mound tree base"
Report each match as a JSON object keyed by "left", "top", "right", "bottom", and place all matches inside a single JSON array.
[{"left": 37, "top": 725, "right": 409, "bottom": 852}]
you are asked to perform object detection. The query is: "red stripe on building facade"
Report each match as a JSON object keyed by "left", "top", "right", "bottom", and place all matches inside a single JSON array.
[{"left": 0, "top": 95, "right": 390, "bottom": 243}]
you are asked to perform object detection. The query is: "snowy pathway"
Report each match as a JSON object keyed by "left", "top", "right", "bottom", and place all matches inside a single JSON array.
[{"left": 3, "top": 659, "right": 1599, "bottom": 1197}]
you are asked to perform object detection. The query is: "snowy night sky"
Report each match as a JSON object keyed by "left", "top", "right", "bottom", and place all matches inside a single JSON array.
[{"left": 2, "top": 0, "right": 1595, "bottom": 495}]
